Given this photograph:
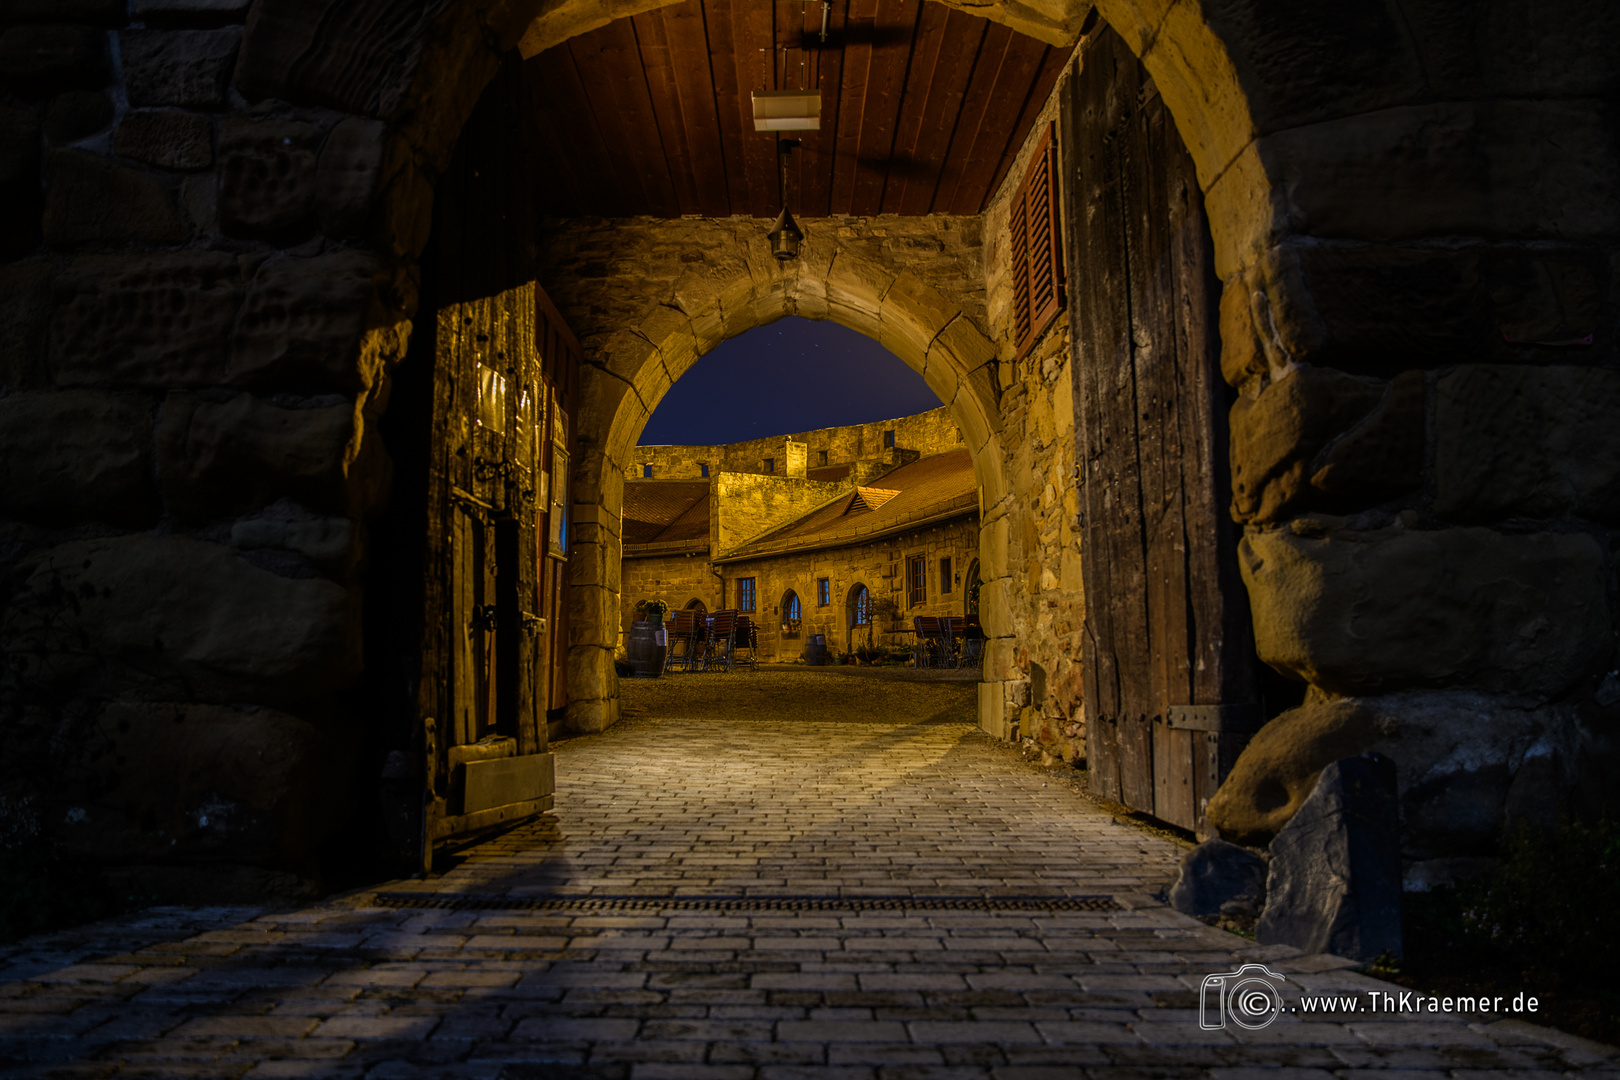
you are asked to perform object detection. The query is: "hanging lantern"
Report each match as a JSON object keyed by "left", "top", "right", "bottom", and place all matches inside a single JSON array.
[
  {"left": 767, "top": 206, "right": 803, "bottom": 261},
  {"left": 767, "top": 138, "right": 804, "bottom": 261}
]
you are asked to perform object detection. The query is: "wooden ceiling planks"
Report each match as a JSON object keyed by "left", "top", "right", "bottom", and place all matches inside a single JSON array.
[{"left": 524, "top": 0, "right": 1067, "bottom": 219}]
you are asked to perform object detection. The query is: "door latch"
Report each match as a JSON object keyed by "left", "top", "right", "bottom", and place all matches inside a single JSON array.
[{"left": 472, "top": 604, "right": 498, "bottom": 630}]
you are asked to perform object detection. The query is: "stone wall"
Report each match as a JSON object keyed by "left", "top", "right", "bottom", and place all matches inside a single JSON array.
[
  {"left": 712, "top": 472, "right": 854, "bottom": 554},
  {"left": 620, "top": 549, "right": 719, "bottom": 629},
  {"left": 630, "top": 405, "right": 967, "bottom": 480},
  {"left": 2, "top": 0, "right": 1617, "bottom": 882},
  {"left": 533, "top": 213, "right": 1011, "bottom": 734},
  {"left": 975, "top": 50, "right": 1087, "bottom": 766},
  {"left": 720, "top": 515, "right": 981, "bottom": 662}
]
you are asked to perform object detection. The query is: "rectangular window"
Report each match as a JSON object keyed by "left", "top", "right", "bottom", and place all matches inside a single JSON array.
[
  {"left": 908, "top": 555, "right": 927, "bottom": 607},
  {"left": 816, "top": 577, "right": 830, "bottom": 607},
  {"left": 699, "top": 462, "right": 709, "bottom": 478},
  {"left": 737, "top": 577, "right": 756, "bottom": 612},
  {"left": 763, "top": 458, "right": 775, "bottom": 474},
  {"left": 884, "top": 430, "right": 895, "bottom": 449},
  {"left": 940, "top": 556, "right": 953, "bottom": 594},
  {"left": 642, "top": 463, "right": 653, "bottom": 478},
  {"left": 818, "top": 449, "right": 829, "bottom": 466}
]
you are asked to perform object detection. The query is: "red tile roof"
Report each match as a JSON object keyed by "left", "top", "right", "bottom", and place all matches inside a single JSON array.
[
  {"left": 622, "top": 481, "right": 710, "bottom": 546},
  {"left": 723, "top": 449, "right": 976, "bottom": 560}
]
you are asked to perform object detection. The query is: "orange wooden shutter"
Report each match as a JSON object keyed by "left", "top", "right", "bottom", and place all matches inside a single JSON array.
[{"left": 1012, "top": 123, "right": 1064, "bottom": 360}]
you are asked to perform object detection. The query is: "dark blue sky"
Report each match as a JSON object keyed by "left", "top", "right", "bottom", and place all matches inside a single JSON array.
[{"left": 638, "top": 317, "right": 943, "bottom": 445}]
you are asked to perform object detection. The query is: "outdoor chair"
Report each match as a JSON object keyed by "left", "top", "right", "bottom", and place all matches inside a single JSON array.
[
  {"left": 913, "top": 616, "right": 943, "bottom": 668},
  {"left": 664, "top": 609, "right": 703, "bottom": 672},
  {"left": 701, "top": 609, "right": 740, "bottom": 672},
  {"left": 732, "top": 615, "right": 759, "bottom": 672}
]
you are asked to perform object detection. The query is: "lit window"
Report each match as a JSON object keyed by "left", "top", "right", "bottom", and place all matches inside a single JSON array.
[
  {"left": 642, "top": 463, "right": 653, "bottom": 478},
  {"left": 908, "top": 555, "right": 927, "bottom": 607},
  {"left": 816, "top": 577, "right": 830, "bottom": 607},
  {"left": 852, "top": 584, "right": 871, "bottom": 627},
  {"left": 782, "top": 590, "right": 801, "bottom": 636},
  {"left": 737, "top": 577, "right": 757, "bottom": 612}
]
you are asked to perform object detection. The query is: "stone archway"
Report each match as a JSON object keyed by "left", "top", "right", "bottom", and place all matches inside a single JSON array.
[
  {"left": 5, "top": 0, "right": 1615, "bottom": 879},
  {"left": 537, "top": 220, "right": 1014, "bottom": 732}
]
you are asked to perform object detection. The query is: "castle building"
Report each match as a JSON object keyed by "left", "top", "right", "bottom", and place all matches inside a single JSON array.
[{"left": 620, "top": 408, "right": 981, "bottom": 661}]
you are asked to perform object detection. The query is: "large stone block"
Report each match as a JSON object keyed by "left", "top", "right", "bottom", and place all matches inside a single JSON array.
[
  {"left": 0, "top": 102, "right": 41, "bottom": 251},
  {"left": 1435, "top": 365, "right": 1620, "bottom": 523},
  {"left": 1207, "top": 691, "right": 1562, "bottom": 855},
  {"left": 0, "top": 24, "right": 108, "bottom": 93},
  {"left": 234, "top": 0, "right": 446, "bottom": 117},
  {"left": 217, "top": 115, "right": 322, "bottom": 239},
  {"left": 230, "top": 501, "right": 357, "bottom": 575},
  {"left": 1169, "top": 838, "right": 1268, "bottom": 919},
  {"left": 0, "top": 390, "right": 155, "bottom": 524},
  {"left": 1484, "top": 247, "right": 1606, "bottom": 349},
  {"left": 42, "top": 148, "right": 185, "bottom": 246},
  {"left": 315, "top": 115, "right": 383, "bottom": 238},
  {"left": 0, "top": 0, "right": 124, "bottom": 22},
  {"left": 1256, "top": 754, "right": 1403, "bottom": 962},
  {"left": 50, "top": 251, "right": 249, "bottom": 387},
  {"left": 1262, "top": 100, "right": 1620, "bottom": 242},
  {"left": 1228, "top": 366, "right": 1386, "bottom": 523},
  {"left": 1240, "top": 523, "right": 1610, "bottom": 699},
  {"left": 0, "top": 259, "right": 55, "bottom": 389},
  {"left": 112, "top": 109, "right": 212, "bottom": 170},
  {"left": 57, "top": 702, "right": 347, "bottom": 868},
  {"left": 1201, "top": 0, "right": 1426, "bottom": 133},
  {"left": 9, "top": 534, "right": 359, "bottom": 703},
  {"left": 122, "top": 27, "right": 240, "bottom": 108},
  {"left": 230, "top": 249, "right": 379, "bottom": 389},
  {"left": 157, "top": 391, "right": 358, "bottom": 520},
  {"left": 42, "top": 90, "right": 111, "bottom": 143},
  {"left": 1308, "top": 370, "right": 1425, "bottom": 508}
]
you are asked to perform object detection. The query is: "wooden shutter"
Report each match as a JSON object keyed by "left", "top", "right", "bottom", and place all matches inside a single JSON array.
[{"left": 1011, "top": 123, "right": 1065, "bottom": 360}]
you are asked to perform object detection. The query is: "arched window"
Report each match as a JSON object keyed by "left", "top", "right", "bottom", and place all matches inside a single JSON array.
[
  {"left": 685, "top": 597, "right": 707, "bottom": 617},
  {"left": 850, "top": 584, "right": 871, "bottom": 628},
  {"left": 963, "top": 559, "right": 981, "bottom": 617},
  {"left": 781, "top": 590, "right": 801, "bottom": 637}
]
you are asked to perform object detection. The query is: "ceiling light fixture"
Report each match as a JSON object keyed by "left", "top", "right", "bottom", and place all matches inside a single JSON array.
[
  {"left": 752, "top": 89, "right": 821, "bottom": 131},
  {"left": 767, "top": 139, "right": 803, "bottom": 262}
]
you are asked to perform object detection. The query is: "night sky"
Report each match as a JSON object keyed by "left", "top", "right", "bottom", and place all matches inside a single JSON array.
[{"left": 637, "top": 317, "right": 944, "bottom": 446}]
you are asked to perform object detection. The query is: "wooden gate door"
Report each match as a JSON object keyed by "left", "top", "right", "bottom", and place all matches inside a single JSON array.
[
  {"left": 1065, "top": 26, "right": 1259, "bottom": 834},
  {"left": 414, "top": 55, "right": 580, "bottom": 867}
]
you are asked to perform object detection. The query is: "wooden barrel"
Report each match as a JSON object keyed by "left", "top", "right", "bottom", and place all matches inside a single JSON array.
[
  {"left": 627, "top": 621, "right": 664, "bottom": 677},
  {"left": 805, "top": 633, "right": 828, "bottom": 666}
]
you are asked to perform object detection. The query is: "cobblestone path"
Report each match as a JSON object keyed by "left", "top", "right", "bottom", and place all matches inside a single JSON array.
[{"left": 2, "top": 674, "right": 1615, "bottom": 1077}]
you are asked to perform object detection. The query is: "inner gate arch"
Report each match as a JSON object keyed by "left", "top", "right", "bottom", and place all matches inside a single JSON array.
[{"left": 553, "top": 237, "right": 1016, "bottom": 732}]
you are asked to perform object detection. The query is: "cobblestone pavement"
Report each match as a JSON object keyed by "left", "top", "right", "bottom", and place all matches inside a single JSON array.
[{"left": 2, "top": 674, "right": 1615, "bottom": 1077}]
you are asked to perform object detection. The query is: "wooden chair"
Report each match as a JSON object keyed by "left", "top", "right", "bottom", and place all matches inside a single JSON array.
[
  {"left": 702, "top": 609, "right": 739, "bottom": 672},
  {"left": 732, "top": 615, "right": 759, "bottom": 671},
  {"left": 664, "top": 609, "right": 702, "bottom": 672},
  {"left": 913, "top": 615, "right": 942, "bottom": 668}
]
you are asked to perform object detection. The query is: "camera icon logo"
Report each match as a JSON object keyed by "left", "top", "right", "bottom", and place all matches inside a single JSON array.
[{"left": 1199, "top": 963, "right": 1286, "bottom": 1030}]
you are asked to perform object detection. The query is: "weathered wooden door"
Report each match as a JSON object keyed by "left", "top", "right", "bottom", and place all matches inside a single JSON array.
[
  {"left": 412, "top": 54, "right": 581, "bottom": 867},
  {"left": 1065, "top": 26, "right": 1259, "bottom": 834}
]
